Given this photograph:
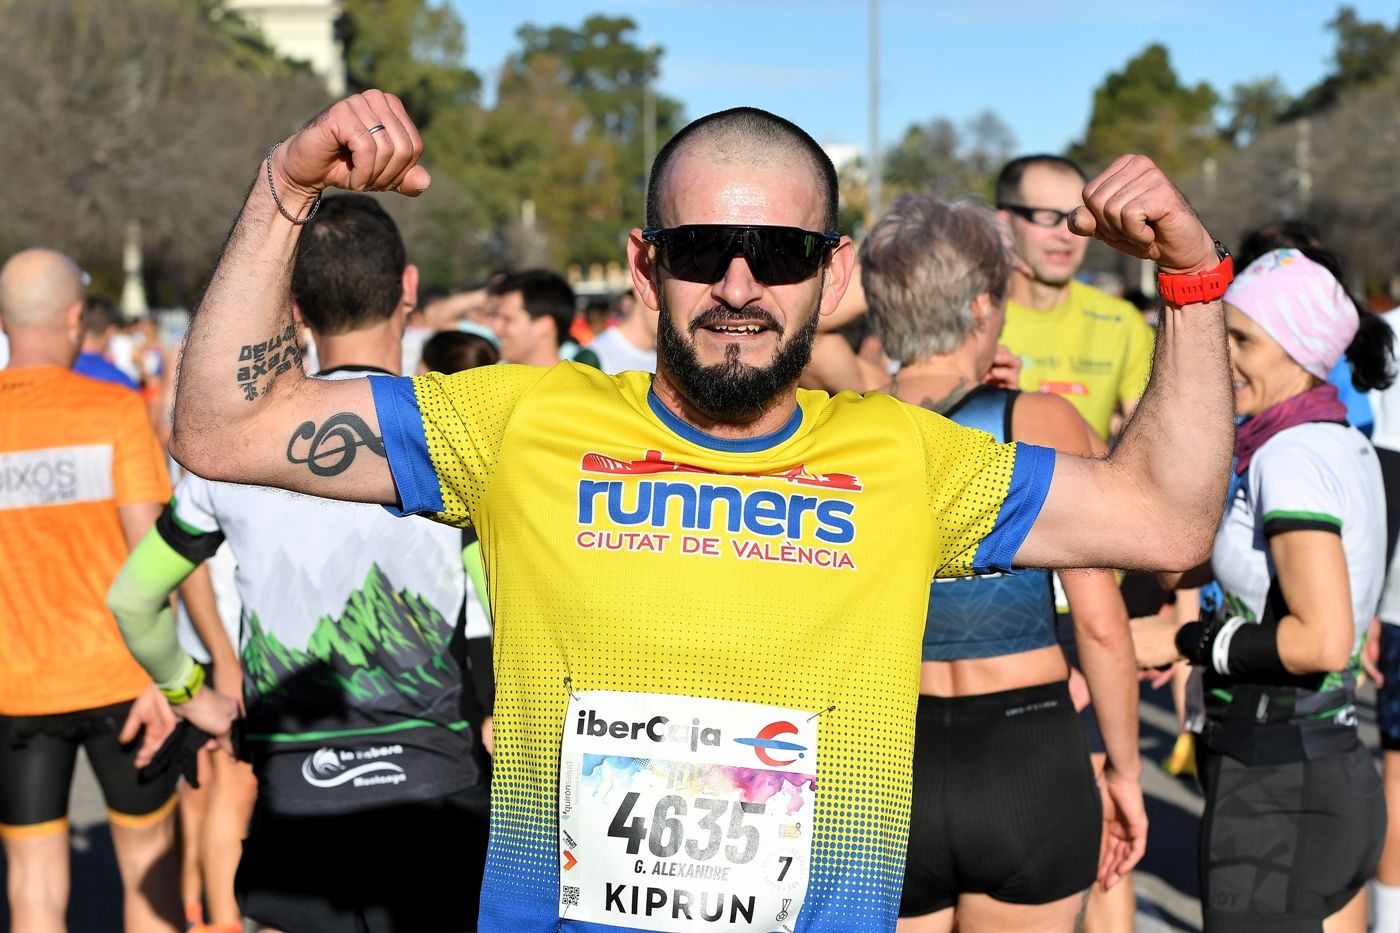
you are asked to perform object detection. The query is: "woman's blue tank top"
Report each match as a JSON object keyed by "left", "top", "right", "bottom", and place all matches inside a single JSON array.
[{"left": 923, "top": 386, "right": 1058, "bottom": 660}]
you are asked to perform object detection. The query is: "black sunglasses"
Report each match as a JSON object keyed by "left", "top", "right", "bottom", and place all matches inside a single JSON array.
[
  {"left": 998, "top": 204, "right": 1074, "bottom": 228},
  {"left": 642, "top": 224, "right": 841, "bottom": 286}
]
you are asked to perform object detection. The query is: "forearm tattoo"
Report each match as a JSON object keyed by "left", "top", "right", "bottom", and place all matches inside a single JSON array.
[
  {"left": 236, "top": 324, "right": 303, "bottom": 402},
  {"left": 286, "top": 412, "right": 386, "bottom": 477}
]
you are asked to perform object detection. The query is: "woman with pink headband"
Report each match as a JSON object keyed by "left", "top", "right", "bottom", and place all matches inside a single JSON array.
[{"left": 1134, "top": 246, "right": 1392, "bottom": 932}]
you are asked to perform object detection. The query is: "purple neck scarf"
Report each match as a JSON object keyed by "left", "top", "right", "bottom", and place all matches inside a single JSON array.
[{"left": 1235, "top": 383, "right": 1348, "bottom": 476}]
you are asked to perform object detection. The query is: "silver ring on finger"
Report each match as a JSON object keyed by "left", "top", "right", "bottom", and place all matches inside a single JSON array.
[{"left": 368, "top": 124, "right": 386, "bottom": 135}]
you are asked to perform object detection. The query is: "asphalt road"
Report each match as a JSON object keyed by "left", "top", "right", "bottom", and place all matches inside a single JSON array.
[{"left": 0, "top": 679, "right": 1382, "bottom": 931}]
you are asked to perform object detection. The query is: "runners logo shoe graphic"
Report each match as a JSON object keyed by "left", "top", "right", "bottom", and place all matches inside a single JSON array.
[
  {"left": 581, "top": 450, "right": 862, "bottom": 492},
  {"left": 733, "top": 721, "right": 807, "bottom": 767},
  {"left": 301, "top": 747, "right": 404, "bottom": 788}
]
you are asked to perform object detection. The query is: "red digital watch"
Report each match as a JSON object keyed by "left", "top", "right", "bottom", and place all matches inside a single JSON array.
[{"left": 1156, "top": 239, "right": 1233, "bottom": 305}]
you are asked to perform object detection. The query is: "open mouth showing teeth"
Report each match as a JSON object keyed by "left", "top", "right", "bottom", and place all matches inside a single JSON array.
[{"left": 707, "top": 324, "right": 765, "bottom": 334}]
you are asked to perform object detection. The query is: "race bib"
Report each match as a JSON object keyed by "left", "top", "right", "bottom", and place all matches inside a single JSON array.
[{"left": 558, "top": 691, "right": 817, "bottom": 931}]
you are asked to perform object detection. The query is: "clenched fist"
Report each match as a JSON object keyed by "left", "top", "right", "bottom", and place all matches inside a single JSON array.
[
  {"left": 269, "top": 90, "right": 430, "bottom": 202},
  {"left": 1068, "top": 155, "right": 1217, "bottom": 276}
]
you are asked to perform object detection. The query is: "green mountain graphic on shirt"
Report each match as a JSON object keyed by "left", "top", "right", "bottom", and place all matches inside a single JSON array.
[{"left": 240, "top": 563, "right": 459, "bottom": 737}]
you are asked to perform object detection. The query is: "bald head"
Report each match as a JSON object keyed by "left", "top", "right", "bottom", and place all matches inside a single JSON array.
[
  {"left": 645, "top": 107, "right": 839, "bottom": 232},
  {"left": 0, "top": 249, "right": 86, "bottom": 329}
]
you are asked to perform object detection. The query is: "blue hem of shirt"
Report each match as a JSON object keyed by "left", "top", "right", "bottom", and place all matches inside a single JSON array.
[
  {"left": 970, "top": 443, "right": 1056, "bottom": 574},
  {"left": 368, "top": 375, "right": 444, "bottom": 517}
]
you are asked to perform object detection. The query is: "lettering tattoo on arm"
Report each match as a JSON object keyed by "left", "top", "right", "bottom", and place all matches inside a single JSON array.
[
  {"left": 286, "top": 413, "right": 386, "bottom": 477},
  {"left": 236, "top": 324, "right": 303, "bottom": 402}
]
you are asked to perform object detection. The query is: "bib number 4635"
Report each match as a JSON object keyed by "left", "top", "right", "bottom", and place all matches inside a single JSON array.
[{"left": 608, "top": 792, "right": 763, "bottom": 864}]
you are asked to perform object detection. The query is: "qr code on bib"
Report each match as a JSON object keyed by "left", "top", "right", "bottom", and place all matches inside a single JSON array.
[{"left": 562, "top": 886, "right": 580, "bottom": 907}]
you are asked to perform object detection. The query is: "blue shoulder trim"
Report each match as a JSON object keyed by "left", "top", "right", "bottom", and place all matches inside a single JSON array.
[
  {"left": 368, "top": 375, "right": 444, "bottom": 517},
  {"left": 970, "top": 443, "right": 1055, "bottom": 574},
  {"left": 646, "top": 389, "right": 802, "bottom": 453}
]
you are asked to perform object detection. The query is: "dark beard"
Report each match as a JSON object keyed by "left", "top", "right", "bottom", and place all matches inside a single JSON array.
[{"left": 655, "top": 295, "right": 821, "bottom": 422}]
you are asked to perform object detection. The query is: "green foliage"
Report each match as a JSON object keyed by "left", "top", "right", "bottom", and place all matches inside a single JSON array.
[
  {"left": 1286, "top": 6, "right": 1400, "bottom": 119},
  {"left": 337, "top": 0, "right": 480, "bottom": 129},
  {"left": 335, "top": 8, "right": 680, "bottom": 284},
  {"left": 1225, "top": 77, "right": 1291, "bottom": 145},
  {"left": 491, "top": 15, "right": 684, "bottom": 268},
  {"left": 882, "top": 111, "right": 1014, "bottom": 202},
  {"left": 1070, "top": 43, "right": 1223, "bottom": 177}
]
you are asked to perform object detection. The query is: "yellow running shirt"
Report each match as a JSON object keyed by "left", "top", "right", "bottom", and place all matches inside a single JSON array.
[
  {"left": 1000, "top": 280, "right": 1154, "bottom": 439},
  {"left": 370, "top": 363, "right": 1055, "bottom": 933}
]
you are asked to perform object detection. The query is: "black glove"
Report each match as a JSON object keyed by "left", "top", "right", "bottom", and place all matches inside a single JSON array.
[{"left": 139, "top": 720, "right": 212, "bottom": 788}]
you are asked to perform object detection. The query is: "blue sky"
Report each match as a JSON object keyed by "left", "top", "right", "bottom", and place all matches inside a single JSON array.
[{"left": 451, "top": 0, "right": 1400, "bottom": 155}]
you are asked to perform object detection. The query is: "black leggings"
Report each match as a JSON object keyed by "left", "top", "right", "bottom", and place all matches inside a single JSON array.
[
  {"left": 0, "top": 700, "right": 178, "bottom": 829},
  {"left": 900, "top": 681, "right": 1101, "bottom": 916}
]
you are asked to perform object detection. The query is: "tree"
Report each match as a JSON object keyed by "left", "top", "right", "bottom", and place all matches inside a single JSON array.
[
  {"left": 508, "top": 17, "right": 684, "bottom": 259},
  {"left": 881, "top": 111, "right": 1015, "bottom": 201},
  {"left": 337, "top": 0, "right": 480, "bottom": 131},
  {"left": 0, "top": 0, "right": 329, "bottom": 305},
  {"left": 1225, "top": 77, "right": 1291, "bottom": 146},
  {"left": 1286, "top": 6, "right": 1400, "bottom": 118},
  {"left": 1070, "top": 44, "right": 1223, "bottom": 177}
]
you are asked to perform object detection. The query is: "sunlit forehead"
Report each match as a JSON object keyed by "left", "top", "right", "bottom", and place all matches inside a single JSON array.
[{"left": 661, "top": 150, "right": 825, "bottom": 231}]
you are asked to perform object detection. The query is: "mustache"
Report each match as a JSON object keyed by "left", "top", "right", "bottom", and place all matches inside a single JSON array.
[{"left": 689, "top": 306, "right": 781, "bottom": 335}]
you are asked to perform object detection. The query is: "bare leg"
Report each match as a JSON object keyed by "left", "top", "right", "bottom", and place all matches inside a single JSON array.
[
  {"left": 176, "top": 751, "right": 209, "bottom": 926},
  {"left": 109, "top": 802, "right": 183, "bottom": 933},
  {"left": 895, "top": 906, "right": 955, "bottom": 933},
  {"left": 1, "top": 824, "right": 69, "bottom": 933},
  {"left": 1081, "top": 752, "right": 1136, "bottom": 933},
  {"left": 1324, "top": 888, "right": 1367, "bottom": 933},
  {"left": 202, "top": 750, "right": 257, "bottom": 926},
  {"left": 953, "top": 891, "right": 1084, "bottom": 933}
]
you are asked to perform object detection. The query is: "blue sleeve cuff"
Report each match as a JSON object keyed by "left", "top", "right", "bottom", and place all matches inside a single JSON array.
[
  {"left": 970, "top": 443, "right": 1055, "bottom": 574},
  {"left": 369, "top": 375, "right": 444, "bottom": 517}
]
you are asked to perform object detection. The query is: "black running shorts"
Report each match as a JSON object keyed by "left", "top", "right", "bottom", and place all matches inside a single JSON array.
[
  {"left": 0, "top": 700, "right": 179, "bottom": 832},
  {"left": 899, "top": 681, "right": 1102, "bottom": 916},
  {"left": 1197, "top": 741, "right": 1384, "bottom": 932},
  {"left": 236, "top": 784, "right": 491, "bottom": 932}
]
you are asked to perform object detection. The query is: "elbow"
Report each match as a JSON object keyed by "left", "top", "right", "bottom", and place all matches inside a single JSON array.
[
  {"left": 168, "top": 425, "right": 242, "bottom": 485},
  {"left": 1283, "top": 618, "right": 1353, "bottom": 675},
  {"left": 1312, "top": 634, "right": 1354, "bottom": 674},
  {"left": 1153, "top": 530, "right": 1214, "bottom": 574},
  {"left": 1074, "top": 613, "right": 1129, "bottom": 649}
]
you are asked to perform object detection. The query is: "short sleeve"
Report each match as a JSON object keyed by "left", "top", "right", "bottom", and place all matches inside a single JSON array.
[
  {"left": 112, "top": 392, "right": 171, "bottom": 507},
  {"left": 907, "top": 406, "right": 1056, "bottom": 576},
  {"left": 1252, "top": 437, "right": 1345, "bottom": 536},
  {"left": 370, "top": 364, "right": 549, "bottom": 525},
  {"left": 160, "top": 474, "right": 225, "bottom": 563},
  {"left": 1118, "top": 310, "right": 1155, "bottom": 406}
]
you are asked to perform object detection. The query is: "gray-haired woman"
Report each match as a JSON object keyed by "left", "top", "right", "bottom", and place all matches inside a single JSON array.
[{"left": 808, "top": 194, "right": 1146, "bottom": 933}]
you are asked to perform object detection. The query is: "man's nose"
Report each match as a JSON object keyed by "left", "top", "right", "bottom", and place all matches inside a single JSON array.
[{"left": 710, "top": 255, "right": 764, "bottom": 309}]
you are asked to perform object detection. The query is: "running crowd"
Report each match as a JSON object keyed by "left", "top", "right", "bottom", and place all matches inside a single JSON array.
[{"left": 1, "top": 88, "right": 1399, "bottom": 933}]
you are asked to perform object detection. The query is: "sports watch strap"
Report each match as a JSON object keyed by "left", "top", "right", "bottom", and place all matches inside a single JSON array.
[
  {"left": 160, "top": 661, "right": 206, "bottom": 705},
  {"left": 1157, "top": 239, "right": 1233, "bottom": 305}
]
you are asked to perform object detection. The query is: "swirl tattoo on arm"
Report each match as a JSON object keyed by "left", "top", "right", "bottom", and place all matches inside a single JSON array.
[{"left": 286, "top": 413, "right": 386, "bottom": 477}]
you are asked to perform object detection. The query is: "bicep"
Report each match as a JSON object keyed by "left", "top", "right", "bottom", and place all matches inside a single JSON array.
[
  {"left": 1014, "top": 452, "right": 1200, "bottom": 572},
  {"left": 171, "top": 376, "right": 398, "bottom": 506}
]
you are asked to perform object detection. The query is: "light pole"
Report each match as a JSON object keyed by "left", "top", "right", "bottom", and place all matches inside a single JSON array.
[{"left": 868, "top": 0, "right": 881, "bottom": 224}]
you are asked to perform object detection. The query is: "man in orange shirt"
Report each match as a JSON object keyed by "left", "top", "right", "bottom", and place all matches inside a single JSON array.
[{"left": 0, "top": 249, "right": 182, "bottom": 932}]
